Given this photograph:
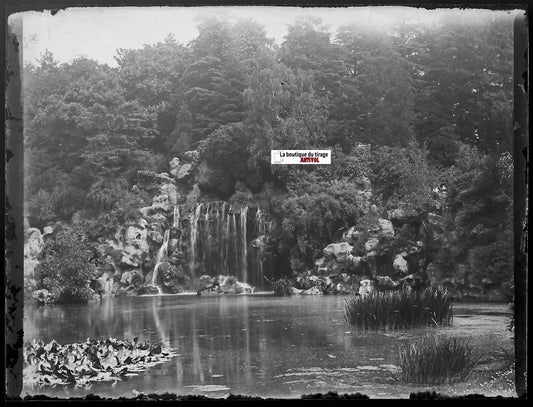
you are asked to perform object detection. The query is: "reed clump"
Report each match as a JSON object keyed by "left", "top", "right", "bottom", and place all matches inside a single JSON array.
[
  {"left": 344, "top": 288, "right": 453, "bottom": 330},
  {"left": 398, "top": 336, "right": 477, "bottom": 384}
]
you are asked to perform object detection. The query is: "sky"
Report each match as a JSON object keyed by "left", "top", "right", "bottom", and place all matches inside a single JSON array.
[{"left": 10, "top": 6, "right": 522, "bottom": 67}]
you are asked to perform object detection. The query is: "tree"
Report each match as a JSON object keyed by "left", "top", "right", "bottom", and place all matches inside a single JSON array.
[
  {"left": 369, "top": 142, "right": 440, "bottom": 213},
  {"left": 394, "top": 15, "right": 514, "bottom": 156},
  {"left": 115, "top": 34, "right": 191, "bottom": 153},
  {"left": 331, "top": 24, "right": 415, "bottom": 149},
  {"left": 24, "top": 55, "right": 159, "bottom": 227},
  {"left": 244, "top": 58, "right": 328, "bottom": 184},
  {"left": 197, "top": 123, "right": 251, "bottom": 199}
]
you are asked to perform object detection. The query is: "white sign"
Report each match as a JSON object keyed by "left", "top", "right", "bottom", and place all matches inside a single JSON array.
[{"left": 271, "top": 150, "right": 331, "bottom": 165}]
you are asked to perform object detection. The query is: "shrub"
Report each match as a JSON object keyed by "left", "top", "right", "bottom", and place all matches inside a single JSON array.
[
  {"left": 34, "top": 224, "right": 97, "bottom": 303},
  {"left": 344, "top": 288, "right": 453, "bottom": 330},
  {"left": 272, "top": 173, "right": 366, "bottom": 270},
  {"left": 272, "top": 278, "right": 294, "bottom": 296},
  {"left": 398, "top": 336, "right": 478, "bottom": 384}
]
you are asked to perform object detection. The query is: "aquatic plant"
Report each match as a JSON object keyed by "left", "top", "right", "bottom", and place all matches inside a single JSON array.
[
  {"left": 398, "top": 336, "right": 478, "bottom": 384},
  {"left": 344, "top": 288, "right": 453, "bottom": 330},
  {"left": 23, "top": 337, "right": 178, "bottom": 387}
]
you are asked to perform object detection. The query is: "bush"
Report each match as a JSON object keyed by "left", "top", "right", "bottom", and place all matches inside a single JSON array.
[
  {"left": 272, "top": 173, "right": 366, "bottom": 270},
  {"left": 344, "top": 288, "right": 453, "bottom": 330},
  {"left": 272, "top": 278, "right": 293, "bottom": 296},
  {"left": 468, "top": 240, "right": 513, "bottom": 285},
  {"left": 398, "top": 336, "right": 477, "bottom": 384},
  {"left": 34, "top": 224, "right": 97, "bottom": 303}
]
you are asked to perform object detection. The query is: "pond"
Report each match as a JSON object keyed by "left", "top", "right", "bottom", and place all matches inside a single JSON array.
[{"left": 23, "top": 295, "right": 516, "bottom": 399}]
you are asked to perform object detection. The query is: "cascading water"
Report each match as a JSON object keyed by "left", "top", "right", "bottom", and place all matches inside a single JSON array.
[
  {"left": 166, "top": 201, "right": 272, "bottom": 291},
  {"left": 173, "top": 205, "right": 180, "bottom": 227},
  {"left": 151, "top": 229, "right": 170, "bottom": 294},
  {"left": 189, "top": 203, "right": 203, "bottom": 278},
  {"left": 240, "top": 206, "right": 248, "bottom": 287}
]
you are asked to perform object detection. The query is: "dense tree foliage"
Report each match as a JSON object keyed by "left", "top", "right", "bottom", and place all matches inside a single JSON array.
[
  {"left": 34, "top": 225, "right": 97, "bottom": 303},
  {"left": 24, "top": 13, "right": 514, "bottom": 286}
]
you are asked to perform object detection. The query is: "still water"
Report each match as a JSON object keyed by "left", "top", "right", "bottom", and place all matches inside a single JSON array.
[{"left": 23, "top": 295, "right": 515, "bottom": 398}]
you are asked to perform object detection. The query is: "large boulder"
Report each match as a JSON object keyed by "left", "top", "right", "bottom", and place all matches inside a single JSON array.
[
  {"left": 336, "top": 282, "right": 354, "bottom": 295},
  {"left": 125, "top": 225, "right": 149, "bottom": 252},
  {"left": 292, "top": 286, "right": 323, "bottom": 295},
  {"left": 118, "top": 244, "right": 144, "bottom": 268},
  {"left": 147, "top": 230, "right": 163, "bottom": 244},
  {"left": 24, "top": 228, "right": 44, "bottom": 277},
  {"left": 358, "top": 279, "right": 376, "bottom": 297},
  {"left": 323, "top": 242, "right": 354, "bottom": 263},
  {"left": 177, "top": 163, "right": 193, "bottom": 180},
  {"left": 368, "top": 218, "right": 394, "bottom": 239},
  {"left": 364, "top": 238, "right": 379, "bottom": 255},
  {"left": 140, "top": 205, "right": 168, "bottom": 218},
  {"left": 120, "top": 270, "right": 142, "bottom": 287},
  {"left": 152, "top": 194, "right": 170, "bottom": 212},
  {"left": 315, "top": 257, "right": 328, "bottom": 273},
  {"left": 169, "top": 157, "right": 181, "bottom": 178},
  {"left": 341, "top": 226, "right": 362, "bottom": 245},
  {"left": 251, "top": 236, "right": 267, "bottom": 251},
  {"left": 388, "top": 207, "right": 419, "bottom": 223},
  {"left": 145, "top": 213, "right": 168, "bottom": 227},
  {"left": 43, "top": 226, "right": 54, "bottom": 235},
  {"left": 345, "top": 254, "right": 363, "bottom": 271},
  {"left": 160, "top": 182, "right": 180, "bottom": 206},
  {"left": 393, "top": 253, "right": 409, "bottom": 274},
  {"left": 183, "top": 150, "right": 199, "bottom": 163},
  {"left": 378, "top": 219, "right": 395, "bottom": 238}
]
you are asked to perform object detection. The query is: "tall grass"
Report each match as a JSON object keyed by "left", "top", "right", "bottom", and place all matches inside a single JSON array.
[
  {"left": 398, "top": 336, "right": 478, "bottom": 384},
  {"left": 344, "top": 288, "right": 453, "bottom": 330}
]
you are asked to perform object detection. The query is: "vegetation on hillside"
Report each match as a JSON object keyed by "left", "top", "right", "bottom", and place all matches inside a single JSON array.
[{"left": 23, "top": 13, "right": 514, "bottom": 293}]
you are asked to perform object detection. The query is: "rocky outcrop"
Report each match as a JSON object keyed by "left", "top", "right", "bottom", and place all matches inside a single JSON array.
[
  {"left": 176, "top": 164, "right": 193, "bottom": 180},
  {"left": 393, "top": 253, "right": 408, "bottom": 274},
  {"left": 364, "top": 238, "right": 379, "bottom": 256},
  {"left": 323, "top": 242, "right": 354, "bottom": 262},
  {"left": 197, "top": 275, "right": 254, "bottom": 295},
  {"left": 169, "top": 157, "right": 181, "bottom": 178},
  {"left": 341, "top": 226, "right": 362, "bottom": 245},
  {"left": 388, "top": 207, "right": 420, "bottom": 223},
  {"left": 358, "top": 279, "right": 376, "bottom": 297},
  {"left": 24, "top": 227, "right": 44, "bottom": 277},
  {"left": 31, "top": 289, "right": 55, "bottom": 304},
  {"left": 93, "top": 272, "right": 114, "bottom": 298},
  {"left": 368, "top": 219, "right": 394, "bottom": 238}
]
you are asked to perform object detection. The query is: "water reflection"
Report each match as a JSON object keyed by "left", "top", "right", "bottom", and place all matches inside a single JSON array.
[{"left": 23, "top": 297, "right": 513, "bottom": 398}]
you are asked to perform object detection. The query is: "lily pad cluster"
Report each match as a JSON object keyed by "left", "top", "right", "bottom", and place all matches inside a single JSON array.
[{"left": 23, "top": 337, "right": 178, "bottom": 387}]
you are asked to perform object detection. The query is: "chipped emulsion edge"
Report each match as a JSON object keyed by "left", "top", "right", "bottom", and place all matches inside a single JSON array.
[{"left": 6, "top": 11, "right": 24, "bottom": 399}]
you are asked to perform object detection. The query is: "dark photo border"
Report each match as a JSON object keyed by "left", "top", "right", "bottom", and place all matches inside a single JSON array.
[{"left": 4, "top": 0, "right": 528, "bottom": 401}]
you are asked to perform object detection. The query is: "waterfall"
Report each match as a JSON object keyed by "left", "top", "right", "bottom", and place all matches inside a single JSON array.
[
  {"left": 225, "top": 207, "right": 231, "bottom": 274},
  {"left": 240, "top": 206, "right": 248, "bottom": 285},
  {"left": 203, "top": 202, "right": 210, "bottom": 272},
  {"left": 216, "top": 203, "right": 222, "bottom": 274},
  {"left": 151, "top": 229, "right": 170, "bottom": 294},
  {"left": 164, "top": 202, "right": 272, "bottom": 291},
  {"left": 173, "top": 205, "right": 180, "bottom": 228},
  {"left": 231, "top": 212, "right": 237, "bottom": 277},
  {"left": 255, "top": 208, "right": 264, "bottom": 290},
  {"left": 189, "top": 203, "right": 203, "bottom": 280}
]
